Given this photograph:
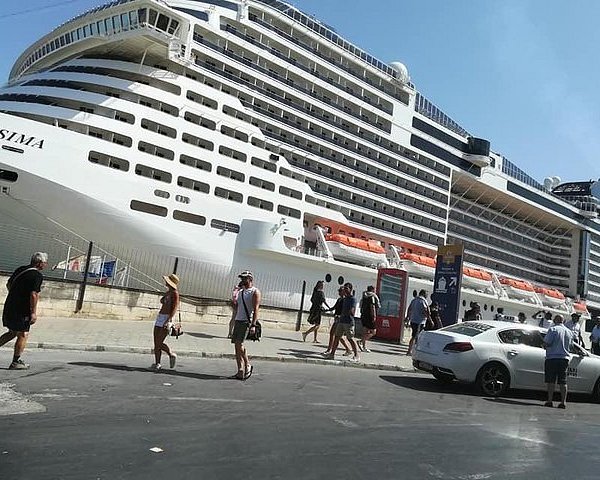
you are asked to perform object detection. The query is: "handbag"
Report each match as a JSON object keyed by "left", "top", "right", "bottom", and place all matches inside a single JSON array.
[
  {"left": 170, "top": 312, "right": 183, "bottom": 338},
  {"left": 240, "top": 288, "right": 261, "bottom": 341}
]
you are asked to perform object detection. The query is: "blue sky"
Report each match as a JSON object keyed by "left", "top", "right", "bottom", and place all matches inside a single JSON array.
[{"left": 1, "top": 0, "right": 599, "bottom": 184}]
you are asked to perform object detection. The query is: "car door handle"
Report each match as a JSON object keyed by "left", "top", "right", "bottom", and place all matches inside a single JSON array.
[{"left": 508, "top": 350, "right": 519, "bottom": 357}]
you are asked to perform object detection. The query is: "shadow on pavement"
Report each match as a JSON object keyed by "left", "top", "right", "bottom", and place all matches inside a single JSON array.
[
  {"left": 381, "top": 374, "right": 594, "bottom": 404},
  {"left": 267, "top": 336, "right": 305, "bottom": 343},
  {"left": 69, "top": 361, "right": 231, "bottom": 380},
  {"left": 278, "top": 348, "right": 324, "bottom": 359},
  {"left": 185, "top": 332, "right": 221, "bottom": 340}
]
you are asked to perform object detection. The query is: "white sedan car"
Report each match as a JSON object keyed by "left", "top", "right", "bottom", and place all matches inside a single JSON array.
[{"left": 413, "top": 321, "right": 600, "bottom": 398}]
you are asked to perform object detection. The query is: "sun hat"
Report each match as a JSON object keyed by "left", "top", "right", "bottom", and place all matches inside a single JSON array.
[
  {"left": 163, "top": 273, "right": 179, "bottom": 289},
  {"left": 238, "top": 270, "right": 253, "bottom": 279}
]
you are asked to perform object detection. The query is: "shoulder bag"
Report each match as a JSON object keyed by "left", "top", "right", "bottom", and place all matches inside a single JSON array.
[{"left": 240, "top": 289, "right": 261, "bottom": 341}]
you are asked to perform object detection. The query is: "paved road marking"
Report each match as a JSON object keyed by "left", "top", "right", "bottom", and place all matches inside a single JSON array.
[{"left": 0, "top": 383, "right": 46, "bottom": 416}]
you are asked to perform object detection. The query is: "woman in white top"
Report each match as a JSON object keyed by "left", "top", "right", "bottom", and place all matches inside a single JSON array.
[{"left": 151, "top": 274, "right": 180, "bottom": 371}]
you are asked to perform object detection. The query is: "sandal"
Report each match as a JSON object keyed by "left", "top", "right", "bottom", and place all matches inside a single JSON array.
[{"left": 244, "top": 365, "right": 254, "bottom": 380}]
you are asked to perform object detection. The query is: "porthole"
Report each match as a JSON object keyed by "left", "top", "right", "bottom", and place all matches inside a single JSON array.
[
  {"left": 154, "top": 189, "right": 170, "bottom": 199},
  {"left": 325, "top": 274, "right": 332, "bottom": 283},
  {"left": 462, "top": 300, "right": 466, "bottom": 307},
  {"left": 490, "top": 306, "right": 495, "bottom": 312},
  {"left": 337, "top": 276, "right": 344, "bottom": 285},
  {"left": 484, "top": 304, "right": 488, "bottom": 311}
]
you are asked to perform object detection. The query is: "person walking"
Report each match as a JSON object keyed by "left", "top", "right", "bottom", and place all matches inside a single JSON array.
[
  {"left": 324, "top": 283, "right": 360, "bottom": 362},
  {"left": 359, "top": 285, "right": 380, "bottom": 352},
  {"left": 302, "top": 280, "right": 330, "bottom": 343},
  {"left": 0, "top": 252, "right": 48, "bottom": 370},
  {"left": 543, "top": 314, "right": 574, "bottom": 409},
  {"left": 322, "top": 287, "right": 352, "bottom": 357},
  {"left": 517, "top": 312, "right": 527, "bottom": 324},
  {"left": 406, "top": 289, "right": 432, "bottom": 356},
  {"left": 228, "top": 281, "right": 243, "bottom": 339},
  {"left": 231, "top": 270, "right": 261, "bottom": 380},
  {"left": 151, "top": 274, "right": 180, "bottom": 371},
  {"left": 565, "top": 313, "right": 584, "bottom": 345},
  {"left": 590, "top": 317, "right": 600, "bottom": 355},
  {"left": 427, "top": 301, "right": 443, "bottom": 330}
]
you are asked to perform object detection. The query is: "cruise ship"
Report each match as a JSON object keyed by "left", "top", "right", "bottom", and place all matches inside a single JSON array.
[{"left": 1, "top": 0, "right": 599, "bottom": 322}]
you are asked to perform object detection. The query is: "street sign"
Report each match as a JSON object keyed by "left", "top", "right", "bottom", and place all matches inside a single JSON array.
[{"left": 431, "top": 244, "right": 464, "bottom": 326}]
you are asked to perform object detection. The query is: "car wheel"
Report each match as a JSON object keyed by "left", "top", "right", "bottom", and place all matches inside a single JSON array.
[
  {"left": 477, "top": 363, "right": 510, "bottom": 397},
  {"left": 432, "top": 368, "right": 454, "bottom": 384}
]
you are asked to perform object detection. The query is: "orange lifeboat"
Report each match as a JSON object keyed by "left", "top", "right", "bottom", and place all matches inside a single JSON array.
[
  {"left": 399, "top": 252, "right": 436, "bottom": 279},
  {"left": 325, "top": 234, "right": 387, "bottom": 266},
  {"left": 499, "top": 277, "right": 537, "bottom": 300},
  {"left": 533, "top": 287, "right": 566, "bottom": 307},
  {"left": 572, "top": 301, "right": 590, "bottom": 317},
  {"left": 462, "top": 267, "right": 493, "bottom": 292}
]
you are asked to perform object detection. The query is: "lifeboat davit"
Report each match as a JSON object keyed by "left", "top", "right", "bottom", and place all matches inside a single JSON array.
[
  {"left": 462, "top": 267, "right": 493, "bottom": 291},
  {"left": 399, "top": 253, "right": 436, "bottom": 279},
  {"left": 534, "top": 287, "right": 566, "bottom": 307},
  {"left": 499, "top": 277, "right": 537, "bottom": 300},
  {"left": 325, "top": 234, "right": 387, "bottom": 266}
]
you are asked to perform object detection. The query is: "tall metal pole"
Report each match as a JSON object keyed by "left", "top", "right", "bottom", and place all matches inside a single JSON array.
[
  {"left": 295, "top": 280, "right": 307, "bottom": 331},
  {"left": 75, "top": 241, "right": 93, "bottom": 313}
]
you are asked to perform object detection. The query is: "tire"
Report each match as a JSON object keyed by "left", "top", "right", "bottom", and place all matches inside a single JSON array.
[
  {"left": 432, "top": 368, "right": 455, "bottom": 384},
  {"left": 477, "top": 363, "right": 510, "bottom": 397}
]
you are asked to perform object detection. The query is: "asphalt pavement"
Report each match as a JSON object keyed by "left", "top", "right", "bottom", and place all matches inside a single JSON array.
[{"left": 2, "top": 350, "right": 600, "bottom": 480}]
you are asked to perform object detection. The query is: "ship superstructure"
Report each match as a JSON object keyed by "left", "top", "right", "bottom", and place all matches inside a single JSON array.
[{"left": 1, "top": 0, "right": 599, "bottom": 319}]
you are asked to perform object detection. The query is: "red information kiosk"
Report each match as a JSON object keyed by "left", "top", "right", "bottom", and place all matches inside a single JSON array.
[{"left": 374, "top": 268, "right": 409, "bottom": 343}]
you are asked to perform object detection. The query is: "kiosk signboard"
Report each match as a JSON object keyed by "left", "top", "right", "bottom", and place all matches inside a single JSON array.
[
  {"left": 431, "top": 244, "right": 464, "bottom": 327},
  {"left": 375, "top": 268, "right": 408, "bottom": 342}
]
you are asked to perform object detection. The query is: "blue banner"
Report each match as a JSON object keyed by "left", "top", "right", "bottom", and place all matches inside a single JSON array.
[{"left": 431, "top": 245, "right": 464, "bottom": 326}]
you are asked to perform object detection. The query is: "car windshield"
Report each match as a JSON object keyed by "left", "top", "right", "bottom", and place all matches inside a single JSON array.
[{"left": 440, "top": 322, "right": 495, "bottom": 337}]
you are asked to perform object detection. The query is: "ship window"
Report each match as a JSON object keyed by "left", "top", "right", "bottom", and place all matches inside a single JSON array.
[
  {"left": 279, "top": 186, "right": 302, "bottom": 200},
  {"left": 180, "top": 154, "right": 211, "bottom": 172},
  {"left": 175, "top": 195, "right": 190, "bottom": 204},
  {"left": 337, "top": 276, "right": 344, "bottom": 285},
  {"left": 248, "top": 197, "right": 274, "bottom": 211},
  {"left": 251, "top": 157, "right": 277, "bottom": 172},
  {"left": 154, "top": 189, "right": 170, "bottom": 199},
  {"left": 88, "top": 151, "right": 129, "bottom": 171},
  {"left": 215, "top": 187, "right": 242, "bottom": 203},
  {"left": 130, "top": 200, "right": 167, "bottom": 217},
  {"left": 211, "top": 219, "right": 240, "bottom": 233},
  {"left": 217, "top": 166, "right": 245, "bottom": 182},
  {"left": 173, "top": 210, "right": 205, "bottom": 225},
  {"left": 184, "top": 112, "right": 216, "bottom": 130},
  {"left": 249, "top": 177, "right": 275, "bottom": 191},
  {"left": 277, "top": 205, "right": 301, "bottom": 219},
  {"left": 138, "top": 141, "right": 174, "bottom": 160},
  {"left": 141, "top": 119, "right": 176, "bottom": 138},
  {"left": 135, "top": 164, "right": 172, "bottom": 183},
  {"left": 0, "top": 170, "right": 18, "bottom": 183},
  {"left": 177, "top": 176, "right": 209, "bottom": 193},
  {"left": 219, "top": 145, "right": 247, "bottom": 162},
  {"left": 182, "top": 133, "right": 214, "bottom": 151},
  {"left": 325, "top": 274, "right": 332, "bottom": 283},
  {"left": 148, "top": 9, "right": 158, "bottom": 26},
  {"left": 156, "top": 14, "right": 170, "bottom": 32}
]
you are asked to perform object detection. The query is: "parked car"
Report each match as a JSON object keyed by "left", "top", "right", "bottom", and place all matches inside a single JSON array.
[{"left": 413, "top": 321, "right": 600, "bottom": 398}]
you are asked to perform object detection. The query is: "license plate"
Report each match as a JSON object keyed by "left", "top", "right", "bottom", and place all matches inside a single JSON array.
[{"left": 418, "top": 361, "right": 433, "bottom": 371}]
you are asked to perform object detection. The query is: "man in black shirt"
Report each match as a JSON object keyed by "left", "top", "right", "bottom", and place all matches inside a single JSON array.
[{"left": 0, "top": 252, "right": 48, "bottom": 369}]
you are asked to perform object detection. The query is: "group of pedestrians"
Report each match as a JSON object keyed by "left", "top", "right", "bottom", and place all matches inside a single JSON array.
[{"left": 300, "top": 281, "right": 382, "bottom": 362}]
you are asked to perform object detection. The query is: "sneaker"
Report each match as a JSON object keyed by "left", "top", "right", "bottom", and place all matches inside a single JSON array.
[
  {"left": 323, "top": 353, "right": 334, "bottom": 360},
  {"left": 557, "top": 403, "right": 566, "bottom": 409},
  {"left": 8, "top": 359, "right": 29, "bottom": 370},
  {"left": 321, "top": 350, "right": 331, "bottom": 356},
  {"left": 342, "top": 350, "right": 353, "bottom": 356},
  {"left": 543, "top": 401, "right": 553, "bottom": 408},
  {"left": 150, "top": 363, "right": 162, "bottom": 371},
  {"left": 363, "top": 347, "right": 372, "bottom": 353},
  {"left": 169, "top": 354, "right": 177, "bottom": 369},
  {"left": 350, "top": 356, "right": 360, "bottom": 363}
]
